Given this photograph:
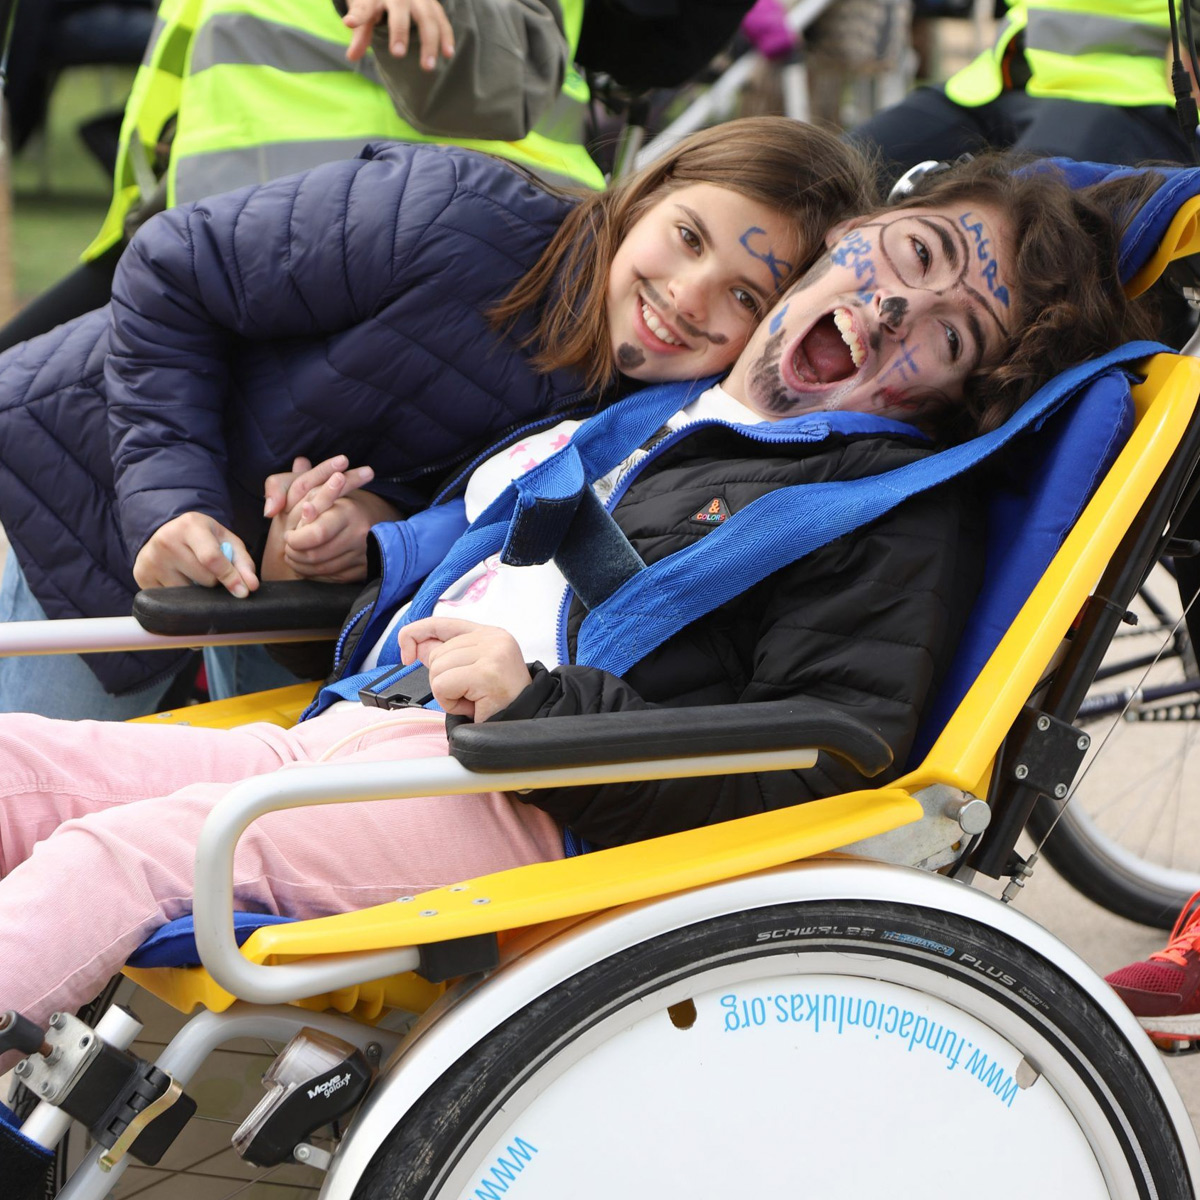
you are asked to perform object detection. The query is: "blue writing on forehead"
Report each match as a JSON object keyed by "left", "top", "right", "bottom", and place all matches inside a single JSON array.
[
  {"left": 980, "top": 259, "right": 1010, "bottom": 306},
  {"left": 958, "top": 212, "right": 1010, "bottom": 307},
  {"left": 878, "top": 339, "right": 920, "bottom": 384},
  {"left": 740, "top": 227, "right": 794, "bottom": 287},
  {"left": 830, "top": 230, "right": 877, "bottom": 304},
  {"left": 768, "top": 302, "right": 789, "bottom": 335}
]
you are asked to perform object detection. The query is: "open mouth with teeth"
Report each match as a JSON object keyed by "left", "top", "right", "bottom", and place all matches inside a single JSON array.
[
  {"left": 788, "top": 306, "right": 866, "bottom": 387},
  {"left": 638, "top": 298, "right": 686, "bottom": 349}
]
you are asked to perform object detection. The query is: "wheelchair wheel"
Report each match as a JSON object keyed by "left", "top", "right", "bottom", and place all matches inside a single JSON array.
[
  {"left": 1029, "top": 798, "right": 1200, "bottom": 931},
  {"left": 1031, "top": 566, "right": 1200, "bottom": 929},
  {"left": 351, "top": 899, "right": 1190, "bottom": 1199}
]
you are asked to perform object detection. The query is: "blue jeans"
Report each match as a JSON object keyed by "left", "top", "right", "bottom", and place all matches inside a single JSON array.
[
  {"left": 0, "top": 554, "right": 176, "bottom": 719},
  {"left": 201, "top": 643, "right": 308, "bottom": 700}
]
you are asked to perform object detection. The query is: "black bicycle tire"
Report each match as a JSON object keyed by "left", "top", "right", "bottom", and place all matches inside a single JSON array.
[
  {"left": 1034, "top": 570, "right": 1200, "bottom": 929},
  {"left": 1030, "top": 796, "right": 1192, "bottom": 930},
  {"left": 351, "top": 899, "right": 1191, "bottom": 1199}
]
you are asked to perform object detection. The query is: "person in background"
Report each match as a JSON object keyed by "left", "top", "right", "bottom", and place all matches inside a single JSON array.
[
  {"left": 1106, "top": 893, "right": 1200, "bottom": 1043},
  {"left": 851, "top": 0, "right": 1196, "bottom": 186}
]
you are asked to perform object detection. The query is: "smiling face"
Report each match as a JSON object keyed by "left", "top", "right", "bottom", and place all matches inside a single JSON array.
[
  {"left": 606, "top": 182, "right": 801, "bottom": 383},
  {"left": 724, "top": 203, "right": 1016, "bottom": 425}
]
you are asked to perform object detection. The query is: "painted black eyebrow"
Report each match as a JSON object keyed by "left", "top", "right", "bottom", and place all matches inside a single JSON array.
[
  {"left": 915, "top": 216, "right": 958, "bottom": 269},
  {"left": 964, "top": 308, "right": 985, "bottom": 372},
  {"left": 676, "top": 203, "right": 768, "bottom": 298}
]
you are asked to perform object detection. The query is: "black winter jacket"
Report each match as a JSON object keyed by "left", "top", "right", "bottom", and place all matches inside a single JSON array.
[{"left": 337, "top": 421, "right": 984, "bottom": 848}]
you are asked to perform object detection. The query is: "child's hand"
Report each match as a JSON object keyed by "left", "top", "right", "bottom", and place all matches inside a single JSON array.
[
  {"left": 342, "top": 0, "right": 455, "bottom": 67},
  {"left": 262, "top": 456, "right": 397, "bottom": 583},
  {"left": 133, "top": 514, "right": 258, "bottom": 597},
  {"left": 262, "top": 455, "right": 374, "bottom": 522},
  {"left": 399, "top": 617, "right": 532, "bottom": 722}
]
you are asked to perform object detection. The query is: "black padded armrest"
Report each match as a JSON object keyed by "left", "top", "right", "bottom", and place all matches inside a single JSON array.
[
  {"left": 448, "top": 699, "right": 893, "bottom": 777},
  {"left": 132, "top": 582, "right": 364, "bottom": 636}
]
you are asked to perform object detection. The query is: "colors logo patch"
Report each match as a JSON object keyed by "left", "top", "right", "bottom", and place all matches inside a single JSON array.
[{"left": 690, "top": 497, "right": 730, "bottom": 526}]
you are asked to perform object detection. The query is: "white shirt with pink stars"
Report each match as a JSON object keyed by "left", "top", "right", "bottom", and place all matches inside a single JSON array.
[{"left": 363, "top": 384, "right": 760, "bottom": 671}]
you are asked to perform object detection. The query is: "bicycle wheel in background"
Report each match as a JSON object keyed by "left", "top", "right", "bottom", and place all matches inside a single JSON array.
[
  {"left": 1031, "top": 563, "right": 1200, "bottom": 928},
  {"left": 352, "top": 899, "right": 1190, "bottom": 1199}
]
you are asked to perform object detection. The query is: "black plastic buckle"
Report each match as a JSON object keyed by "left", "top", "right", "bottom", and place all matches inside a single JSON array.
[{"left": 358, "top": 663, "right": 435, "bottom": 710}]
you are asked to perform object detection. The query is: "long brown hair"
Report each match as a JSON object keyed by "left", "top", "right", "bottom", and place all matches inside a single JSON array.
[
  {"left": 491, "top": 116, "right": 877, "bottom": 395},
  {"left": 887, "top": 154, "right": 1163, "bottom": 444}
]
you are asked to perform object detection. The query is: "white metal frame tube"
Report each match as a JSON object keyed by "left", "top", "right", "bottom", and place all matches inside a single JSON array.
[
  {"left": 0, "top": 617, "right": 340, "bottom": 656},
  {"left": 192, "top": 747, "right": 818, "bottom": 1004},
  {"left": 633, "top": 0, "right": 835, "bottom": 168}
]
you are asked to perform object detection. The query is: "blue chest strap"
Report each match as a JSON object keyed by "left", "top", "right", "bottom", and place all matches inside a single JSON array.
[
  {"left": 573, "top": 344, "right": 1162, "bottom": 677},
  {"left": 304, "top": 375, "right": 720, "bottom": 718}
]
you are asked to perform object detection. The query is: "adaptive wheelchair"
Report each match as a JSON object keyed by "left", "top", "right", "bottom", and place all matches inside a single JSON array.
[{"left": 7, "top": 164, "right": 1200, "bottom": 1199}]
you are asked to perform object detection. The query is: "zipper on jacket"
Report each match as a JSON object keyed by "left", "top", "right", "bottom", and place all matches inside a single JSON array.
[
  {"left": 601, "top": 415, "right": 837, "bottom": 513},
  {"left": 330, "top": 602, "right": 375, "bottom": 678}
]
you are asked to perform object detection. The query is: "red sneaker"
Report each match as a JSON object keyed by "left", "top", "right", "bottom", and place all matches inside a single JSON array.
[{"left": 1106, "top": 891, "right": 1200, "bottom": 1039}]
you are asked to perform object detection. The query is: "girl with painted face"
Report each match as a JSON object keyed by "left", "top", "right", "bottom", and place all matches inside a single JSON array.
[
  {"left": 0, "top": 117, "right": 875, "bottom": 720},
  {"left": 728, "top": 154, "right": 1160, "bottom": 444}
]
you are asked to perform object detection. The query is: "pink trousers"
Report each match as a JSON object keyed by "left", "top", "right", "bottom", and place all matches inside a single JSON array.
[{"left": 0, "top": 704, "right": 563, "bottom": 1050}]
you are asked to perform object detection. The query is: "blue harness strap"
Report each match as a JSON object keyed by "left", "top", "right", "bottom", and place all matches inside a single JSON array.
[
  {"left": 309, "top": 342, "right": 1162, "bottom": 720},
  {"left": 306, "top": 376, "right": 718, "bottom": 718},
  {"left": 554, "top": 486, "right": 648, "bottom": 610},
  {"left": 574, "top": 343, "right": 1164, "bottom": 676}
]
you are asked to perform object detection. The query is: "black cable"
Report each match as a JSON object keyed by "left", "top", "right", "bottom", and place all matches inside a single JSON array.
[
  {"left": 1170, "top": 0, "right": 1200, "bottom": 160},
  {"left": 1183, "top": 0, "right": 1200, "bottom": 140}
]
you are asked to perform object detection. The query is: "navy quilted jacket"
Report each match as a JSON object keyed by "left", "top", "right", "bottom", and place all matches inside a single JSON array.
[{"left": 0, "top": 142, "right": 587, "bottom": 694}]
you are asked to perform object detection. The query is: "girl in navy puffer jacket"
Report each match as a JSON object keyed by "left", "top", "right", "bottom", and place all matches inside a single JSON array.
[{"left": 0, "top": 117, "right": 874, "bottom": 716}]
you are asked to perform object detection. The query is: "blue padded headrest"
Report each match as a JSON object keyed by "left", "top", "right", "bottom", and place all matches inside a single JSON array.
[
  {"left": 125, "top": 911, "right": 294, "bottom": 969},
  {"left": 908, "top": 369, "right": 1135, "bottom": 764},
  {"left": 1039, "top": 158, "right": 1200, "bottom": 285}
]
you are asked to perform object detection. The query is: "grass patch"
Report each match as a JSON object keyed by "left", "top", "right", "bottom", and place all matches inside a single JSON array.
[{"left": 11, "top": 67, "right": 134, "bottom": 304}]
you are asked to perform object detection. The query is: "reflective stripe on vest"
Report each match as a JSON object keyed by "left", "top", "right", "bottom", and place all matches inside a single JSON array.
[
  {"left": 84, "top": 0, "right": 202, "bottom": 259},
  {"left": 945, "top": 0, "right": 1172, "bottom": 108},
  {"left": 88, "top": 0, "right": 599, "bottom": 261},
  {"left": 1025, "top": 8, "right": 1168, "bottom": 55},
  {"left": 171, "top": 6, "right": 599, "bottom": 197}
]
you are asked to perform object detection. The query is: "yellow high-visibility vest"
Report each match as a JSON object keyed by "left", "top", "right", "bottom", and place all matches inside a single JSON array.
[
  {"left": 945, "top": 0, "right": 1173, "bottom": 109},
  {"left": 86, "top": 0, "right": 601, "bottom": 260}
]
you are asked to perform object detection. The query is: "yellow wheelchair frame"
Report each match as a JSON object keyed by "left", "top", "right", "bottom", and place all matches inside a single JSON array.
[{"left": 123, "top": 349, "right": 1199, "bottom": 1014}]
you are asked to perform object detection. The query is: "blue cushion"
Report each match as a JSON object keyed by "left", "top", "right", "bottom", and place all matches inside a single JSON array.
[
  {"left": 908, "top": 369, "right": 1134, "bottom": 764},
  {"left": 125, "top": 911, "right": 294, "bottom": 969},
  {"left": 1039, "top": 158, "right": 1200, "bottom": 286}
]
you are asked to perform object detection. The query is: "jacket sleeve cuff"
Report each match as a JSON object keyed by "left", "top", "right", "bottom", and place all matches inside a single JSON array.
[{"left": 486, "top": 662, "right": 561, "bottom": 722}]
